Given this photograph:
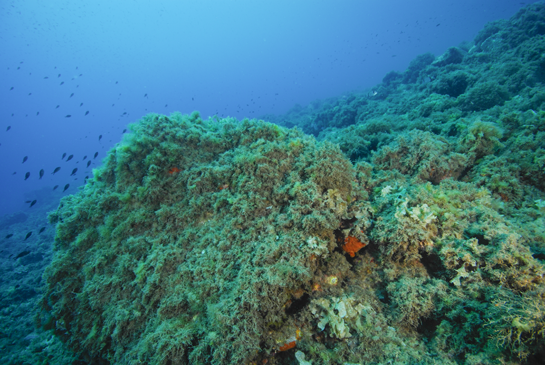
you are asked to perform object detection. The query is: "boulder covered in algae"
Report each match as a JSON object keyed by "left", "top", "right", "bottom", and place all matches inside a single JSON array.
[
  {"left": 40, "top": 112, "right": 368, "bottom": 364},
  {"left": 40, "top": 110, "right": 545, "bottom": 365},
  {"left": 40, "top": 4, "right": 545, "bottom": 364}
]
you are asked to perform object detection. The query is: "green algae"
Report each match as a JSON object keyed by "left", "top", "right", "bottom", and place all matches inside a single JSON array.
[
  {"left": 41, "top": 111, "right": 545, "bottom": 364},
  {"left": 41, "top": 112, "right": 362, "bottom": 364},
  {"left": 38, "top": 3, "right": 545, "bottom": 365}
]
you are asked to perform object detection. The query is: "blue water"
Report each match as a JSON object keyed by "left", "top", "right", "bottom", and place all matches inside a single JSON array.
[{"left": 0, "top": 0, "right": 536, "bottom": 217}]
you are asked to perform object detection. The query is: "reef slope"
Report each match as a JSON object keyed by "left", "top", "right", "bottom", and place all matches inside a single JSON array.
[{"left": 39, "top": 3, "right": 545, "bottom": 364}]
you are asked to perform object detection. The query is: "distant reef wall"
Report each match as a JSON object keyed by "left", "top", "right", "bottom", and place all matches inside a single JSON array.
[{"left": 39, "top": 3, "right": 545, "bottom": 365}]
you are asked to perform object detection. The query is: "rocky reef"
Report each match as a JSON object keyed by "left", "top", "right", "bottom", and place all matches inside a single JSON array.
[{"left": 39, "top": 3, "right": 545, "bottom": 365}]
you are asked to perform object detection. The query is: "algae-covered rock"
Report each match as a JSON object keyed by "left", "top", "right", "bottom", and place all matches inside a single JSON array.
[
  {"left": 40, "top": 112, "right": 545, "bottom": 365},
  {"left": 40, "top": 112, "right": 366, "bottom": 364},
  {"left": 38, "top": 4, "right": 545, "bottom": 364}
]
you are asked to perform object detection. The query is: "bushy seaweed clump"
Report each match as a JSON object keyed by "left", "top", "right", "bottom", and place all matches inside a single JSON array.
[{"left": 40, "top": 112, "right": 368, "bottom": 364}]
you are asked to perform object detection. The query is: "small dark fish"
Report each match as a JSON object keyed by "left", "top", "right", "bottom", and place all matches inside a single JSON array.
[
  {"left": 36, "top": 111, "right": 39, "bottom": 115},
  {"left": 10, "top": 87, "right": 14, "bottom": 91},
  {"left": 39, "top": 169, "right": 44, "bottom": 179},
  {"left": 70, "top": 168, "right": 77, "bottom": 176},
  {"left": 22, "top": 156, "right": 28, "bottom": 163},
  {"left": 80, "top": 102, "right": 83, "bottom": 107},
  {"left": 39, "top": 227, "right": 46, "bottom": 234},
  {"left": 63, "top": 184, "right": 70, "bottom": 192},
  {"left": 44, "top": 76, "right": 49, "bottom": 79},
  {"left": 15, "top": 250, "right": 31, "bottom": 259},
  {"left": 144, "top": 93, "right": 148, "bottom": 98},
  {"left": 52, "top": 166, "right": 61, "bottom": 174},
  {"left": 29, "top": 199, "right": 37, "bottom": 207},
  {"left": 58, "top": 73, "right": 61, "bottom": 77},
  {"left": 65, "top": 114, "right": 71, "bottom": 118},
  {"left": 29, "top": 93, "right": 32, "bottom": 96},
  {"left": 24, "top": 172, "right": 30, "bottom": 180},
  {"left": 6, "top": 126, "right": 11, "bottom": 131},
  {"left": 25, "top": 200, "right": 31, "bottom": 203},
  {"left": 94, "top": 152, "right": 98, "bottom": 159},
  {"left": 86, "top": 160, "right": 91, "bottom": 168},
  {"left": 60, "top": 81, "right": 64, "bottom": 85},
  {"left": 24, "top": 232, "right": 32, "bottom": 240},
  {"left": 5, "top": 234, "right": 13, "bottom": 239},
  {"left": 85, "top": 111, "right": 89, "bottom": 116},
  {"left": 62, "top": 152, "right": 66, "bottom": 159},
  {"left": 66, "top": 155, "right": 73, "bottom": 162},
  {"left": 122, "top": 129, "right": 127, "bottom": 133},
  {"left": 83, "top": 155, "right": 87, "bottom": 160},
  {"left": 115, "top": 81, "right": 118, "bottom": 84},
  {"left": 53, "top": 185, "right": 59, "bottom": 190},
  {"left": 56, "top": 105, "right": 60, "bottom": 109},
  {"left": 121, "top": 112, "right": 127, "bottom": 116},
  {"left": 98, "top": 135, "right": 102, "bottom": 141},
  {"left": 70, "top": 93, "right": 74, "bottom": 98}
]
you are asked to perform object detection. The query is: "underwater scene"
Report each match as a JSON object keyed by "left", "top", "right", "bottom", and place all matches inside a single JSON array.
[{"left": 2, "top": 1, "right": 545, "bottom": 364}]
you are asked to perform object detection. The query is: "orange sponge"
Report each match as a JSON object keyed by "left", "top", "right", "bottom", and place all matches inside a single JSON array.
[
  {"left": 342, "top": 236, "right": 365, "bottom": 257},
  {"left": 279, "top": 340, "right": 296, "bottom": 351}
]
